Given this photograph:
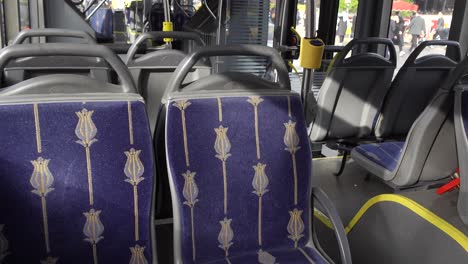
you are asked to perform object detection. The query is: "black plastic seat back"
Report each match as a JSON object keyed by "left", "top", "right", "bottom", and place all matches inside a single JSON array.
[
  {"left": 375, "top": 40, "right": 462, "bottom": 139},
  {"left": 310, "top": 38, "right": 397, "bottom": 142},
  {"left": 3, "top": 29, "right": 111, "bottom": 87},
  {"left": 352, "top": 56, "right": 468, "bottom": 187},
  {"left": 125, "top": 31, "right": 211, "bottom": 135}
]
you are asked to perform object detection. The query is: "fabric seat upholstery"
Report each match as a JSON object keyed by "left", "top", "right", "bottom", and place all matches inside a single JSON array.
[
  {"left": 126, "top": 32, "right": 211, "bottom": 221},
  {"left": 166, "top": 94, "right": 326, "bottom": 263},
  {"left": 0, "top": 44, "right": 156, "bottom": 263},
  {"left": 375, "top": 40, "right": 461, "bottom": 139},
  {"left": 353, "top": 142, "right": 404, "bottom": 172},
  {"left": 310, "top": 38, "right": 396, "bottom": 142},
  {"left": 163, "top": 45, "right": 352, "bottom": 264},
  {"left": 0, "top": 99, "right": 155, "bottom": 263}
]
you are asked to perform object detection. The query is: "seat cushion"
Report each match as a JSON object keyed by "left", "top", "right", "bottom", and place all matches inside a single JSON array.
[
  {"left": 206, "top": 246, "right": 326, "bottom": 264},
  {"left": 354, "top": 142, "right": 405, "bottom": 172}
]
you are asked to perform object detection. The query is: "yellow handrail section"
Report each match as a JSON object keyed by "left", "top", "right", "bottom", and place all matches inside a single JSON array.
[{"left": 314, "top": 194, "right": 468, "bottom": 252}]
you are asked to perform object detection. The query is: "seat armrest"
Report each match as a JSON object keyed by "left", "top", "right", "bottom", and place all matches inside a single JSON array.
[{"left": 312, "top": 187, "right": 352, "bottom": 264}]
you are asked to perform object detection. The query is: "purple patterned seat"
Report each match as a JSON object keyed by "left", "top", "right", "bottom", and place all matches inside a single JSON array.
[
  {"left": 163, "top": 44, "right": 351, "bottom": 264},
  {"left": 0, "top": 44, "right": 156, "bottom": 263},
  {"left": 353, "top": 142, "right": 405, "bottom": 172},
  {"left": 166, "top": 94, "right": 327, "bottom": 263}
]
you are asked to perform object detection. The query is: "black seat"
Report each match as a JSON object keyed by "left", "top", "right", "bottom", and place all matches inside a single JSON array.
[
  {"left": 310, "top": 38, "right": 397, "bottom": 142},
  {"left": 352, "top": 56, "right": 468, "bottom": 189},
  {"left": 375, "top": 40, "right": 462, "bottom": 139},
  {"left": 125, "top": 31, "right": 211, "bottom": 135}
]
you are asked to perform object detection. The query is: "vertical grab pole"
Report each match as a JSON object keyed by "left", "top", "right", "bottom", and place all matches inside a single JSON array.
[
  {"left": 85, "top": 0, "right": 107, "bottom": 21},
  {"left": 301, "top": 0, "right": 317, "bottom": 112},
  {"left": 215, "top": 0, "right": 224, "bottom": 73},
  {"left": 163, "top": 0, "right": 171, "bottom": 22},
  {"left": 162, "top": 0, "right": 173, "bottom": 47}
]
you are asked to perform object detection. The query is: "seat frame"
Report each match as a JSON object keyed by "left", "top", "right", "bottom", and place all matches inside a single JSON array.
[{"left": 454, "top": 85, "right": 468, "bottom": 225}]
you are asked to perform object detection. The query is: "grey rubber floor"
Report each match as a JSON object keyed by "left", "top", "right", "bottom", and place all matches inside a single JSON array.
[
  {"left": 313, "top": 157, "right": 468, "bottom": 264},
  {"left": 156, "top": 157, "right": 467, "bottom": 263},
  {"left": 312, "top": 157, "right": 393, "bottom": 223},
  {"left": 313, "top": 157, "right": 467, "bottom": 233},
  {"left": 404, "top": 189, "right": 468, "bottom": 234}
]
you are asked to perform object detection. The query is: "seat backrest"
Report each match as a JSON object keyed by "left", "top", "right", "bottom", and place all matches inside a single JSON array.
[
  {"left": 164, "top": 45, "right": 318, "bottom": 263},
  {"left": 3, "top": 29, "right": 111, "bottom": 87},
  {"left": 0, "top": 44, "right": 156, "bottom": 263},
  {"left": 310, "top": 38, "right": 396, "bottom": 142},
  {"left": 375, "top": 40, "right": 462, "bottom": 139},
  {"left": 126, "top": 31, "right": 211, "bottom": 136},
  {"left": 388, "top": 56, "right": 468, "bottom": 186}
]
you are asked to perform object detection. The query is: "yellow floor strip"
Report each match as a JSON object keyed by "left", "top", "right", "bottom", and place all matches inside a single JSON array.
[
  {"left": 314, "top": 194, "right": 468, "bottom": 251},
  {"left": 312, "top": 156, "right": 343, "bottom": 161}
]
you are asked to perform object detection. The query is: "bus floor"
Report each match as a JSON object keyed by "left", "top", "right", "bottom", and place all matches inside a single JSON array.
[{"left": 313, "top": 157, "right": 468, "bottom": 264}]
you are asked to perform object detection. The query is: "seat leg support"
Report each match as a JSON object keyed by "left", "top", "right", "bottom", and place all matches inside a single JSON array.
[{"left": 334, "top": 151, "right": 348, "bottom": 176}]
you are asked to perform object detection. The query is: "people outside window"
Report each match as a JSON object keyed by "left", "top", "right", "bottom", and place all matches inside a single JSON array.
[
  {"left": 434, "top": 12, "right": 449, "bottom": 40},
  {"left": 408, "top": 11, "right": 426, "bottom": 53},
  {"left": 337, "top": 16, "right": 347, "bottom": 45},
  {"left": 391, "top": 11, "right": 405, "bottom": 56}
]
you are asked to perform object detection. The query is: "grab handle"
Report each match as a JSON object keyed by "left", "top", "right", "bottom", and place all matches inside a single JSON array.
[
  {"left": 126, "top": 31, "right": 205, "bottom": 64},
  {"left": 334, "top": 38, "right": 397, "bottom": 67},
  {"left": 0, "top": 43, "right": 136, "bottom": 93},
  {"left": 12, "top": 28, "right": 96, "bottom": 45},
  {"left": 405, "top": 40, "right": 462, "bottom": 65},
  {"left": 166, "top": 44, "right": 291, "bottom": 96}
]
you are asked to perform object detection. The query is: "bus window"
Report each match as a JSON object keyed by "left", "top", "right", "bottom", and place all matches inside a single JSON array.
[
  {"left": 295, "top": 0, "right": 320, "bottom": 40},
  {"left": 267, "top": 0, "right": 320, "bottom": 47},
  {"left": 335, "top": 0, "right": 359, "bottom": 46},
  {"left": 391, "top": 0, "right": 454, "bottom": 70},
  {"left": 19, "top": 0, "right": 30, "bottom": 31},
  {"left": 267, "top": 0, "right": 274, "bottom": 47}
]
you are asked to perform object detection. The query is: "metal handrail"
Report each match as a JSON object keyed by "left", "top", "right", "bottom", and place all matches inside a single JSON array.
[{"left": 85, "top": 0, "right": 107, "bottom": 21}]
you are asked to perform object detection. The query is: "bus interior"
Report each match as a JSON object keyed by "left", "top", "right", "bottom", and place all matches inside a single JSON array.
[{"left": 0, "top": 0, "right": 467, "bottom": 263}]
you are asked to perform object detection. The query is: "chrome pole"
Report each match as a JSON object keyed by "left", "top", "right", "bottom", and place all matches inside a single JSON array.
[
  {"left": 163, "top": 0, "right": 171, "bottom": 22},
  {"left": 301, "top": 0, "right": 317, "bottom": 112},
  {"left": 214, "top": 0, "right": 224, "bottom": 73},
  {"left": 85, "top": 0, "right": 107, "bottom": 21},
  {"left": 83, "top": 0, "right": 98, "bottom": 14}
]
